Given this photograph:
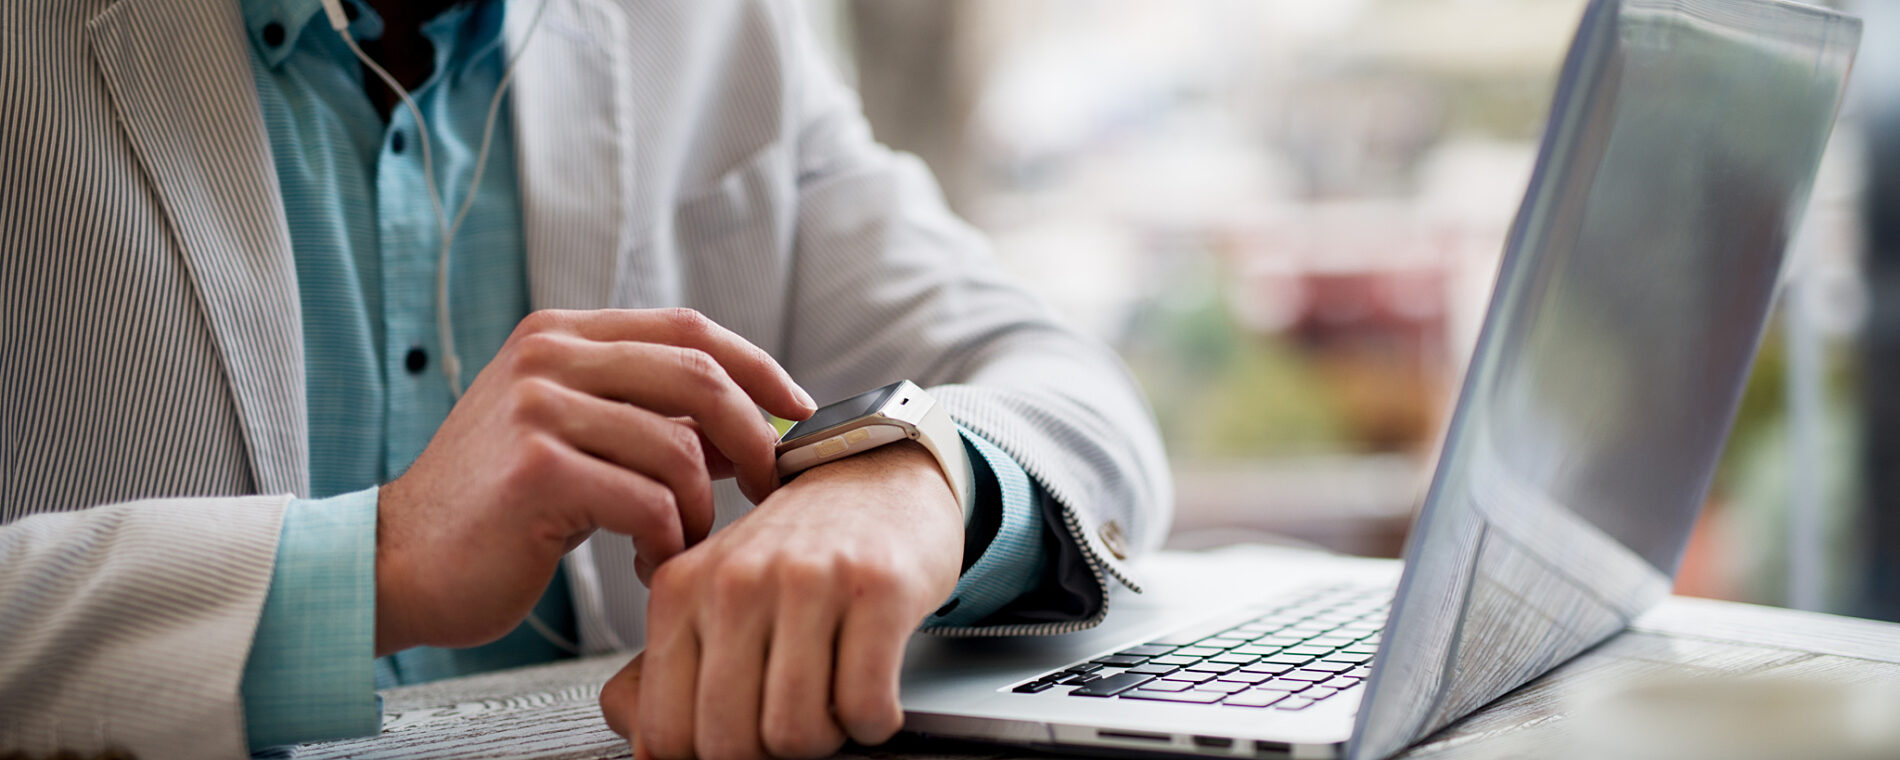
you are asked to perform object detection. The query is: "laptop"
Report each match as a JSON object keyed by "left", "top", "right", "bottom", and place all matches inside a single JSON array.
[{"left": 895, "top": 1, "right": 1861, "bottom": 758}]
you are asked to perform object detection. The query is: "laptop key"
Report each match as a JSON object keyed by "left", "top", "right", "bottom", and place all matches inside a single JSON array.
[
  {"left": 1280, "top": 669, "right": 1335, "bottom": 682},
  {"left": 1209, "top": 653, "right": 1258, "bottom": 665},
  {"left": 1122, "top": 689, "right": 1226, "bottom": 704},
  {"left": 1136, "top": 679, "right": 1195, "bottom": 692},
  {"left": 1303, "top": 687, "right": 1339, "bottom": 701},
  {"left": 1322, "top": 676, "right": 1361, "bottom": 690},
  {"left": 1118, "top": 645, "right": 1177, "bottom": 658},
  {"left": 1185, "top": 662, "right": 1237, "bottom": 675},
  {"left": 1260, "top": 655, "right": 1314, "bottom": 667},
  {"left": 1301, "top": 661, "right": 1355, "bottom": 673},
  {"left": 1092, "top": 655, "right": 1148, "bottom": 668},
  {"left": 1149, "top": 655, "right": 1200, "bottom": 666},
  {"left": 1222, "top": 691, "right": 1290, "bottom": 708},
  {"left": 1013, "top": 681, "right": 1057, "bottom": 694},
  {"left": 1274, "top": 697, "right": 1317, "bottom": 711},
  {"left": 1215, "top": 671, "right": 1272, "bottom": 684},
  {"left": 1160, "top": 671, "right": 1217, "bottom": 684},
  {"left": 1063, "top": 663, "right": 1104, "bottom": 675},
  {"left": 1196, "top": 681, "right": 1250, "bottom": 694},
  {"left": 1284, "top": 646, "right": 1334, "bottom": 657},
  {"left": 1062, "top": 673, "right": 1101, "bottom": 685},
  {"left": 1127, "top": 664, "right": 1180, "bottom": 676},
  {"left": 1068, "top": 672, "right": 1154, "bottom": 697},
  {"left": 1171, "top": 646, "right": 1223, "bottom": 659},
  {"left": 1198, "top": 637, "right": 1250, "bottom": 650}
]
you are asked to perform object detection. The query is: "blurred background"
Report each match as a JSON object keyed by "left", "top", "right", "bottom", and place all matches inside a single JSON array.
[{"left": 798, "top": 0, "right": 1895, "bottom": 622}]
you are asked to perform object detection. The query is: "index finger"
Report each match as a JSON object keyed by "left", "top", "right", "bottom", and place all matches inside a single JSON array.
[{"left": 531, "top": 308, "right": 816, "bottom": 421}]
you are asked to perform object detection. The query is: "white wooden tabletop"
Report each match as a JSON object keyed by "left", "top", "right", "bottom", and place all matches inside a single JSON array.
[{"left": 281, "top": 582, "right": 1900, "bottom": 760}]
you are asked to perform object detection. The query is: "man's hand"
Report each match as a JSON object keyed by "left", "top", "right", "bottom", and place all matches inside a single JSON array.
[
  {"left": 598, "top": 441, "right": 965, "bottom": 760},
  {"left": 374, "top": 308, "right": 815, "bottom": 655}
]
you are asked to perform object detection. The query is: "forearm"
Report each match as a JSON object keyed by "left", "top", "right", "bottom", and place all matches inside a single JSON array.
[{"left": 0, "top": 495, "right": 287, "bottom": 760}]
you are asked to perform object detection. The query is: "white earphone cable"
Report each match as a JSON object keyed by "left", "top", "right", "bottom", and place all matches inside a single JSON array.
[
  {"left": 326, "top": 0, "right": 580, "bottom": 656},
  {"left": 328, "top": 0, "right": 554, "bottom": 401}
]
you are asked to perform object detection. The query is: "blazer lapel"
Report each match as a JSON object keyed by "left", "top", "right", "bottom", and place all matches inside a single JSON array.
[
  {"left": 510, "top": 0, "right": 637, "bottom": 311},
  {"left": 87, "top": 0, "right": 310, "bottom": 496}
]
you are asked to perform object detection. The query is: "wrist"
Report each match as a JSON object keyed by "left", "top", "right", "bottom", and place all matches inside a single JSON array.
[
  {"left": 373, "top": 482, "right": 420, "bottom": 656},
  {"left": 785, "top": 441, "right": 963, "bottom": 526}
]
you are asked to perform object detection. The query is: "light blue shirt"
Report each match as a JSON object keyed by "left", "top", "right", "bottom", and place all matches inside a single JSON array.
[{"left": 234, "top": 0, "right": 1048, "bottom": 749}]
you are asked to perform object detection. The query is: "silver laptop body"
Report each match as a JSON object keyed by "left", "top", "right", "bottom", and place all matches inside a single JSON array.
[{"left": 897, "top": 1, "right": 1860, "bottom": 758}]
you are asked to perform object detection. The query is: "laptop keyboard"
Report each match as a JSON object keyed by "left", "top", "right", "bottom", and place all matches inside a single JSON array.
[{"left": 1013, "top": 585, "right": 1390, "bottom": 711}]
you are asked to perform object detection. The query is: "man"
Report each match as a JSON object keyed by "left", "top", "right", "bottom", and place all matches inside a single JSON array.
[{"left": 0, "top": 0, "right": 1170, "bottom": 758}]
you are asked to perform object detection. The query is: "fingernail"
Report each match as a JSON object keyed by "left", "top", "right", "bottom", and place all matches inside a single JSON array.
[{"left": 794, "top": 385, "right": 817, "bottom": 411}]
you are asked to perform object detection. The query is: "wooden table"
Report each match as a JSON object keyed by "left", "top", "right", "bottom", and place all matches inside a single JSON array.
[{"left": 283, "top": 559, "right": 1900, "bottom": 760}]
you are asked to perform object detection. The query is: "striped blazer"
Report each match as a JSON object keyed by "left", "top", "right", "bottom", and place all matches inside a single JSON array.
[{"left": 0, "top": 0, "right": 1173, "bottom": 756}]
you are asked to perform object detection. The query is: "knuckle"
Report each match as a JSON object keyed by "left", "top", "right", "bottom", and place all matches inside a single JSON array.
[
  {"left": 510, "top": 377, "right": 567, "bottom": 426},
  {"left": 661, "top": 307, "right": 713, "bottom": 336},
  {"left": 837, "top": 693, "right": 902, "bottom": 744},
  {"left": 505, "top": 434, "right": 566, "bottom": 496},
  {"left": 674, "top": 347, "right": 726, "bottom": 392},
  {"left": 665, "top": 424, "right": 707, "bottom": 471},
  {"left": 514, "top": 309, "right": 567, "bottom": 338},
  {"left": 641, "top": 721, "right": 694, "bottom": 760},
  {"left": 641, "top": 483, "right": 680, "bottom": 527},
  {"left": 509, "top": 331, "right": 569, "bottom": 374},
  {"left": 649, "top": 556, "right": 696, "bottom": 600},
  {"left": 709, "top": 559, "right": 768, "bottom": 609},
  {"left": 847, "top": 558, "right": 907, "bottom": 602},
  {"left": 777, "top": 556, "right": 833, "bottom": 593},
  {"left": 515, "top": 433, "right": 565, "bottom": 473},
  {"left": 761, "top": 719, "right": 833, "bottom": 760}
]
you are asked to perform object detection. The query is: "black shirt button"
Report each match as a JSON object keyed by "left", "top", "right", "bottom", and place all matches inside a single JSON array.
[
  {"left": 390, "top": 131, "right": 405, "bottom": 154},
  {"left": 404, "top": 347, "right": 429, "bottom": 375},
  {"left": 262, "top": 21, "right": 286, "bottom": 47}
]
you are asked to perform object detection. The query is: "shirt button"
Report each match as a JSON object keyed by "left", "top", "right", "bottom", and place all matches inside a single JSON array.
[
  {"left": 261, "top": 21, "right": 286, "bottom": 47},
  {"left": 390, "top": 131, "right": 405, "bottom": 154},
  {"left": 404, "top": 347, "right": 429, "bottom": 375}
]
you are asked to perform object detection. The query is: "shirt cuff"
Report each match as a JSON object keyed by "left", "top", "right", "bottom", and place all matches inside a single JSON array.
[
  {"left": 924, "top": 427, "right": 1050, "bottom": 627},
  {"left": 241, "top": 487, "right": 381, "bottom": 750}
]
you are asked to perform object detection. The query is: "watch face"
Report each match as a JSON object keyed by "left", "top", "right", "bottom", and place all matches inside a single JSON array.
[{"left": 779, "top": 381, "right": 905, "bottom": 445}]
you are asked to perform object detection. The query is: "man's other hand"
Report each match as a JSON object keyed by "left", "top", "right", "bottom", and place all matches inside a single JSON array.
[
  {"left": 598, "top": 441, "right": 964, "bottom": 760},
  {"left": 373, "top": 308, "right": 815, "bottom": 655}
]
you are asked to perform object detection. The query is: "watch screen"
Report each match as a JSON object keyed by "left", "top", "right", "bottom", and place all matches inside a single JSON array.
[{"left": 780, "top": 381, "right": 904, "bottom": 444}]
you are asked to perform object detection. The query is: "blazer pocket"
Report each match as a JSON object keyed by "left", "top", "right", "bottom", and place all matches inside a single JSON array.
[{"left": 669, "top": 147, "right": 796, "bottom": 352}]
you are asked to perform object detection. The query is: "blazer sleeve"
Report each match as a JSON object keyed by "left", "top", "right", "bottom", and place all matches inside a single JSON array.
[
  {"left": 0, "top": 495, "right": 286, "bottom": 759},
  {"left": 772, "top": 3, "right": 1173, "bottom": 633}
]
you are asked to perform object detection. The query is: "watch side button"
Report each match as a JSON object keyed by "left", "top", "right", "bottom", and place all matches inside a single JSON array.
[{"left": 815, "top": 437, "right": 850, "bottom": 458}]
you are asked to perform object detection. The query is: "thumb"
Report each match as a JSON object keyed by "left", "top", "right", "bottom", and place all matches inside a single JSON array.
[{"left": 599, "top": 652, "right": 645, "bottom": 739}]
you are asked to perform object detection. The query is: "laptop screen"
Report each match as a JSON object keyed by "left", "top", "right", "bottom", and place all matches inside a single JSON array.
[{"left": 1351, "top": 1, "right": 1859, "bottom": 758}]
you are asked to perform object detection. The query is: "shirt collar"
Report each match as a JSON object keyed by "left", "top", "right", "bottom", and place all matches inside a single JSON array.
[
  {"left": 240, "top": 0, "right": 508, "bottom": 77},
  {"left": 241, "top": 0, "right": 380, "bottom": 68}
]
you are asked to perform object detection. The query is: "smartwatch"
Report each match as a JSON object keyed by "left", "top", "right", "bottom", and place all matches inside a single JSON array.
[{"left": 775, "top": 380, "right": 975, "bottom": 525}]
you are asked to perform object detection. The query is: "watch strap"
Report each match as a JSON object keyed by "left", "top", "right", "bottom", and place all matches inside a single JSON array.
[{"left": 915, "top": 401, "right": 976, "bottom": 527}]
